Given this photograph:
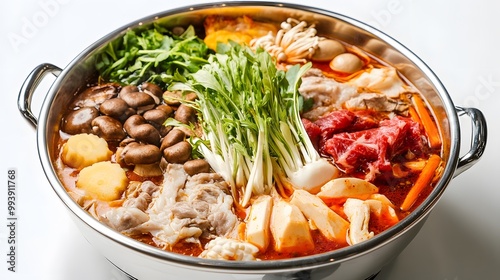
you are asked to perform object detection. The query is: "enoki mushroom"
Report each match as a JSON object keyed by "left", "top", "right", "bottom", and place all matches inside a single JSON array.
[{"left": 250, "top": 18, "right": 320, "bottom": 64}]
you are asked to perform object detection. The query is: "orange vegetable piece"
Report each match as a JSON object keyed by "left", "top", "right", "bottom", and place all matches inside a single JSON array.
[
  {"left": 412, "top": 95, "right": 442, "bottom": 149},
  {"left": 400, "top": 154, "right": 441, "bottom": 211}
]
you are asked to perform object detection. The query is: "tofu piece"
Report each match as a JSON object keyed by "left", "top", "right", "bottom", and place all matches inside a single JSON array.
[
  {"left": 290, "top": 189, "right": 349, "bottom": 244},
  {"left": 246, "top": 195, "right": 273, "bottom": 251},
  {"left": 365, "top": 194, "right": 399, "bottom": 225},
  {"left": 368, "top": 193, "right": 395, "bottom": 208},
  {"left": 317, "top": 177, "right": 378, "bottom": 202},
  {"left": 343, "top": 198, "right": 374, "bottom": 245},
  {"left": 270, "top": 200, "right": 314, "bottom": 253}
]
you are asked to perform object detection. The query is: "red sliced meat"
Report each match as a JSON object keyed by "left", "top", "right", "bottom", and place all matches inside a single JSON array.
[
  {"left": 313, "top": 109, "right": 379, "bottom": 139},
  {"left": 302, "top": 118, "right": 321, "bottom": 147},
  {"left": 322, "top": 116, "right": 427, "bottom": 181},
  {"left": 314, "top": 110, "right": 357, "bottom": 139},
  {"left": 310, "top": 109, "right": 379, "bottom": 155},
  {"left": 350, "top": 110, "right": 380, "bottom": 131}
]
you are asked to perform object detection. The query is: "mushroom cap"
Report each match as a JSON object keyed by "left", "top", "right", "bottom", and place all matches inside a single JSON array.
[
  {"left": 91, "top": 115, "right": 126, "bottom": 142},
  {"left": 120, "top": 85, "right": 139, "bottom": 95},
  {"left": 121, "top": 142, "right": 162, "bottom": 165},
  {"left": 100, "top": 98, "right": 130, "bottom": 117},
  {"left": 183, "top": 159, "right": 211, "bottom": 176},
  {"left": 62, "top": 107, "right": 99, "bottom": 135},
  {"left": 123, "top": 114, "right": 145, "bottom": 130},
  {"left": 174, "top": 104, "right": 197, "bottom": 124},
  {"left": 132, "top": 124, "right": 161, "bottom": 146},
  {"left": 119, "top": 91, "right": 155, "bottom": 108},
  {"left": 155, "top": 104, "right": 174, "bottom": 116},
  {"left": 160, "top": 129, "right": 186, "bottom": 151},
  {"left": 71, "top": 83, "right": 119, "bottom": 108},
  {"left": 143, "top": 109, "right": 169, "bottom": 128},
  {"left": 163, "top": 141, "right": 192, "bottom": 164},
  {"left": 141, "top": 82, "right": 163, "bottom": 104},
  {"left": 124, "top": 115, "right": 161, "bottom": 146}
]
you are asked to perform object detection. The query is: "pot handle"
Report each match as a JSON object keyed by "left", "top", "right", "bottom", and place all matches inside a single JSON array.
[
  {"left": 18, "top": 63, "right": 62, "bottom": 128},
  {"left": 453, "top": 106, "right": 487, "bottom": 178}
]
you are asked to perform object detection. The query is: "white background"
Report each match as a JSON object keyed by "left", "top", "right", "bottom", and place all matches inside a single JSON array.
[{"left": 1, "top": 0, "right": 499, "bottom": 279}]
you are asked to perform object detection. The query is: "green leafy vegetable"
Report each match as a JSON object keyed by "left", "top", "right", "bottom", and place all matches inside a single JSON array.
[
  {"left": 95, "top": 22, "right": 337, "bottom": 206},
  {"left": 95, "top": 24, "right": 210, "bottom": 87},
  {"left": 171, "top": 43, "right": 338, "bottom": 207}
]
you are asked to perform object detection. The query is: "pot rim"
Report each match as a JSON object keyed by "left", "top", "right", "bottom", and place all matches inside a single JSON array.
[{"left": 36, "top": 1, "right": 460, "bottom": 273}]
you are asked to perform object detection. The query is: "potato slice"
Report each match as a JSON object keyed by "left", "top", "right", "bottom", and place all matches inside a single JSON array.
[
  {"left": 76, "top": 161, "right": 128, "bottom": 201},
  {"left": 290, "top": 189, "right": 349, "bottom": 244},
  {"left": 245, "top": 195, "right": 273, "bottom": 251},
  {"left": 61, "top": 133, "right": 112, "bottom": 170},
  {"left": 317, "top": 177, "right": 379, "bottom": 201},
  {"left": 270, "top": 200, "right": 313, "bottom": 253}
]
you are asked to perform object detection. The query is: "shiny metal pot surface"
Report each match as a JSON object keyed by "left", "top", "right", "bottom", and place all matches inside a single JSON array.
[{"left": 18, "top": 2, "right": 487, "bottom": 280}]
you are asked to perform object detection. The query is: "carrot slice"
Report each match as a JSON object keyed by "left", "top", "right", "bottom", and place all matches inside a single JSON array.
[
  {"left": 400, "top": 154, "right": 441, "bottom": 211},
  {"left": 409, "top": 106, "right": 422, "bottom": 126},
  {"left": 412, "top": 95, "right": 441, "bottom": 149}
]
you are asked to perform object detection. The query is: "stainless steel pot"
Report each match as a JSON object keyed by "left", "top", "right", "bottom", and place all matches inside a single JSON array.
[{"left": 18, "top": 2, "right": 487, "bottom": 280}]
